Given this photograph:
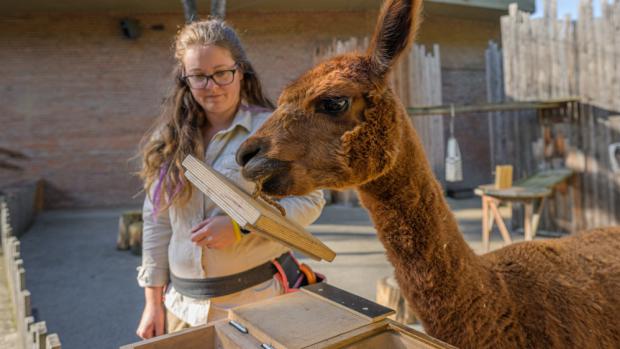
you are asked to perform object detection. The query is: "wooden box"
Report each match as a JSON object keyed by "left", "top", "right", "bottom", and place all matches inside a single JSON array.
[{"left": 122, "top": 284, "right": 454, "bottom": 349}]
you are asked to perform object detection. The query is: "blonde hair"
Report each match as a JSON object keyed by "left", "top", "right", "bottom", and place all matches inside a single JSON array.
[{"left": 139, "top": 19, "right": 274, "bottom": 213}]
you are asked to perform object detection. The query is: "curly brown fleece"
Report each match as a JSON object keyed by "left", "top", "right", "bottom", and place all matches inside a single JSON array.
[{"left": 236, "top": 0, "right": 620, "bottom": 347}]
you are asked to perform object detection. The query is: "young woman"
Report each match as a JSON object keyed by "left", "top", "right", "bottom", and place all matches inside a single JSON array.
[{"left": 136, "top": 19, "right": 325, "bottom": 338}]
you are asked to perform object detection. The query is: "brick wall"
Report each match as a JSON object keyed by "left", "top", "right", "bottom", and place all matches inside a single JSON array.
[{"left": 0, "top": 11, "right": 499, "bottom": 207}]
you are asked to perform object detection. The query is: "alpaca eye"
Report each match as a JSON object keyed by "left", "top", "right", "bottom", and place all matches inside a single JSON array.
[{"left": 317, "top": 97, "right": 350, "bottom": 115}]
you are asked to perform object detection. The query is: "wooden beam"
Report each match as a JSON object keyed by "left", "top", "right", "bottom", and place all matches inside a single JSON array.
[
  {"left": 181, "top": 0, "right": 198, "bottom": 23},
  {"left": 407, "top": 98, "right": 580, "bottom": 117},
  {"left": 211, "top": 0, "right": 226, "bottom": 19}
]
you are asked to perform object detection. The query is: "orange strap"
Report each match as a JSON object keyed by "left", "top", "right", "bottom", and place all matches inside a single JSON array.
[{"left": 299, "top": 263, "right": 317, "bottom": 285}]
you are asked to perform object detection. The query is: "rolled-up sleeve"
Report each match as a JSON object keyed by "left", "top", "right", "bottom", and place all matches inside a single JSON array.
[
  {"left": 137, "top": 191, "right": 172, "bottom": 287},
  {"left": 278, "top": 190, "right": 325, "bottom": 228}
]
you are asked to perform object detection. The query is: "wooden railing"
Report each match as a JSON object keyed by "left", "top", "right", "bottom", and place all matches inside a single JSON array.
[{"left": 1, "top": 199, "right": 61, "bottom": 349}]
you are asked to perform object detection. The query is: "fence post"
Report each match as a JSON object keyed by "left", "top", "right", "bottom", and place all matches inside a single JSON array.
[
  {"left": 32, "top": 321, "right": 48, "bottom": 349},
  {"left": 46, "top": 333, "right": 62, "bottom": 349}
]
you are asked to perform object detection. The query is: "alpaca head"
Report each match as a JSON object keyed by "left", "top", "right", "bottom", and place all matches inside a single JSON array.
[{"left": 237, "top": 0, "right": 423, "bottom": 197}]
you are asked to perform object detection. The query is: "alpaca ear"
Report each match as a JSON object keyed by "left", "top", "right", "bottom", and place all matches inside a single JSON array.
[{"left": 367, "top": 0, "right": 423, "bottom": 77}]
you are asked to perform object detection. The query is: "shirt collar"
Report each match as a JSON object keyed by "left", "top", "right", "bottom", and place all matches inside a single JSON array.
[{"left": 225, "top": 101, "right": 253, "bottom": 133}]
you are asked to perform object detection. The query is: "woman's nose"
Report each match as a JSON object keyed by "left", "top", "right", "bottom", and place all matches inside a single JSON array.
[
  {"left": 205, "top": 78, "right": 218, "bottom": 89},
  {"left": 236, "top": 138, "right": 265, "bottom": 167}
]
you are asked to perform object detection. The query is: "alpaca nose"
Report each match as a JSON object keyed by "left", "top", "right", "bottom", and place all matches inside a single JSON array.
[{"left": 236, "top": 138, "right": 265, "bottom": 167}]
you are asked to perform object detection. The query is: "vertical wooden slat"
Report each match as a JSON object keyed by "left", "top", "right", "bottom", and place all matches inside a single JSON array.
[
  {"left": 609, "top": 115, "right": 620, "bottom": 227},
  {"left": 23, "top": 315, "right": 34, "bottom": 349},
  {"left": 499, "top": 0, "right": 620, "bottom": 229},
  {"left": 585, "top": 104, "right": 597, "bottom": 229},
  {"left": 46, "top": 333, "right": 62, "bottom": 349},
  {"left": 2, "top": 195, "right": 62, "bottom": 348},
  {"left": 32, "top": 321, "right": 48, "bottom": 349}
]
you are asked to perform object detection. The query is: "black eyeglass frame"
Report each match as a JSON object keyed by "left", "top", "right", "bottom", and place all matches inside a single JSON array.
[{"left": 182, "top": 64, "right": 239, "bottom": 89}]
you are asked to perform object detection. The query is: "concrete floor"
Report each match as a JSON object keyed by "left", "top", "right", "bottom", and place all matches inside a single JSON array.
[{"left": 6, "top": 196, "right": 521, "bottom": 349}]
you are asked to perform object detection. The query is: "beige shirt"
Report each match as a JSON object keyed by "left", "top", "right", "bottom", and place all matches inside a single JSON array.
[{"left": 137, "top": 104, "right": 325, "bottom": 325}]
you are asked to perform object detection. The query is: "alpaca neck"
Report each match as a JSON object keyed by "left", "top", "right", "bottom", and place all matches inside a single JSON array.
[{"left": 357, "top": 119, "right": 486, "bottom": 330}]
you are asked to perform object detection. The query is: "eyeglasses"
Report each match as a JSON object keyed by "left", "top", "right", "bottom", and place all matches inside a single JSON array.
[{"left": 183, "top": 65, "right": 238, "bottom": 89}]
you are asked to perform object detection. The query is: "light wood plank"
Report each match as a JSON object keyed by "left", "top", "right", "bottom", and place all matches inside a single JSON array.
[
  {"left": 182, "top": 155, "right": 336, "bottom": 262},
  {"left": 230, "top": 291, "right": 371, "bottom": 349}
]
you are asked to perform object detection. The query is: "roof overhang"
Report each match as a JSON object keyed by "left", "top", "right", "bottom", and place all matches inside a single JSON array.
[{"left": 0, "top": 0, "right": 535, "bottom": 18}]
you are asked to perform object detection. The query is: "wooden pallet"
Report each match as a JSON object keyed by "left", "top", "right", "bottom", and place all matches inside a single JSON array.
[{"left": 182, "top": 155, "right": 336, "bottom": 262}]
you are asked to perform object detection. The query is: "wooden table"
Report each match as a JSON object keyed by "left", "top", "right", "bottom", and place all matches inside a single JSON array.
[{"left": 474, "top": 169, "right": 573, "bottom": 252}]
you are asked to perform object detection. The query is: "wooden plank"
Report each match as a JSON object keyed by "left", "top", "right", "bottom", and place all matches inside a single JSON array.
[
  {"left": 184, "top": 169, "right": 326, "bottom": 261},
  {"left": 584, "top": 104, "right": 596, "bottom": 229},
  {"left": 305, "top": 320, "right": 391, "bottom": 349},
  {"left": 214, "top": 321, "right": 264, "bottom": 348},
  {"left": 485, "top": 41, "right": 510, "bottom": 169},
  {"left": 608, "top": 115, "right": 620, "bottom": 226},
  {"left": 614, "top": 2, "right": 620, "bottom": 112},
  {"left": 120, "top": 324, "right": 214, "bottom": 349},
  {"left": 45, "top": 333, "right": 61, "bottom": 349},
  {"left": 494, "top": 165, "right": 513, "bottom": 189},
  {"left": 488, "top": 199, "right": 513, "bottom": 244},
  {"left": 516, "top": 169, "right": 573, "bottom": 188},
  {"left": 182, "top": 155, "right": 336, "bottom": 262},
  {"left": 598, "top": 111, "right": 611, "bottom": 226},
  {"left": 229, "top": 291, "right": 372, "bottom": 349},
  {"left": 32, "top": 321, "right": 48, "bottom": 349},
  {"left": 23, "top": 316, "right": 34, "bottom": 349},
  {"left": 407, "top": 99, "right": 578, "bottom": 116},
  {"left": 308, "top": 320, "right": 455, "bottom": 349}
]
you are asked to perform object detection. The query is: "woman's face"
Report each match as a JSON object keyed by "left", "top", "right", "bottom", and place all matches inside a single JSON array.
[{"left": 182, "top": 45, "right": 242, "bottom": 120}]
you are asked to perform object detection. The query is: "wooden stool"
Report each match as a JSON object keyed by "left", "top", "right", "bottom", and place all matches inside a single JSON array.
[{"left": 475, "top": 185, "right": 551, "bottom": 252}]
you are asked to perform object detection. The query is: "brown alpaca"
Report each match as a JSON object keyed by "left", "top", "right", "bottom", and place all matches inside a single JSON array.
[{"left": 236, "top": 1, "right": 620, "bottom": 347}]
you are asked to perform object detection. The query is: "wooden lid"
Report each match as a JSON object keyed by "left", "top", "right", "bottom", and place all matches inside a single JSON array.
[{"left": 182, "top": 155, "right": 336, "bottom": 262}]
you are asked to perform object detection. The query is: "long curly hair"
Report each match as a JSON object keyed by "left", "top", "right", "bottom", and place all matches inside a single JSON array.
[{"left": 139, "top": 19, "right": 274, "bottom": 213}]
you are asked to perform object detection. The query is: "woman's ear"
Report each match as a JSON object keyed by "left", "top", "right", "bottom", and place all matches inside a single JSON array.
[{"left": 367, "top": 0, "right": 423, "bottom": 78}]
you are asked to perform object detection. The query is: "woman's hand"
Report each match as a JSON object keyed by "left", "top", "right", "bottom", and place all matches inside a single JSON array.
[
  {"left": 191, "top": 216, "right": 238, "bottom": 249},
  {"left": 136, "top": 296, "right": 165, "bottom": 339}
]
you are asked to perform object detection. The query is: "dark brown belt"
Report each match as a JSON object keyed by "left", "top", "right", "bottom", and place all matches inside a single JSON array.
[{"left": 170, "top": 253, "right": 299, "bottom": 299}]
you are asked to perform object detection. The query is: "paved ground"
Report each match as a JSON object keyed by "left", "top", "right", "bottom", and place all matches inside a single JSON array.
[{"left": 4, "top": 196, "right": 520, "bottom": 349}]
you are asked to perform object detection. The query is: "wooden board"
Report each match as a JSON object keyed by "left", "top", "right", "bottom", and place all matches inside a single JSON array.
[
  {"left": 306, "top": 320, "right": 455, "bottom": 349},
  {"left": 229, "top": 291, "right": 373, "bottom": 349},
  {"left": 182, "top": 155, "right": 336, "bottom": 262},
  {"left": 515, "top": 168, "right": 573, "bottom": 188},
  {"left": 476, "top": 185, "right": 550, "bottom": 200}
]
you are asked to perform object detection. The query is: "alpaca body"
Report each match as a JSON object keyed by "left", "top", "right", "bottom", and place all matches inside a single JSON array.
[{"left": 358, "top": 99, "right": 620, "bottom": 347}]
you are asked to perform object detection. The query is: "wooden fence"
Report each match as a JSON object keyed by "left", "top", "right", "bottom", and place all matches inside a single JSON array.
[
  {"left": 408, "top": 96, "right": 620, "bottom": 234},
  {"left": 479, "top": 0, "right": 620, "bottom": 233},
  {"left": 315, "top": 37, "right": 444, "bottom": 204},
  {"left": 501, "top": 0, "right": 620, "bottom": 111},
  {"left": 1, "top": 199, "right": 62, "bottom": 349}
]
